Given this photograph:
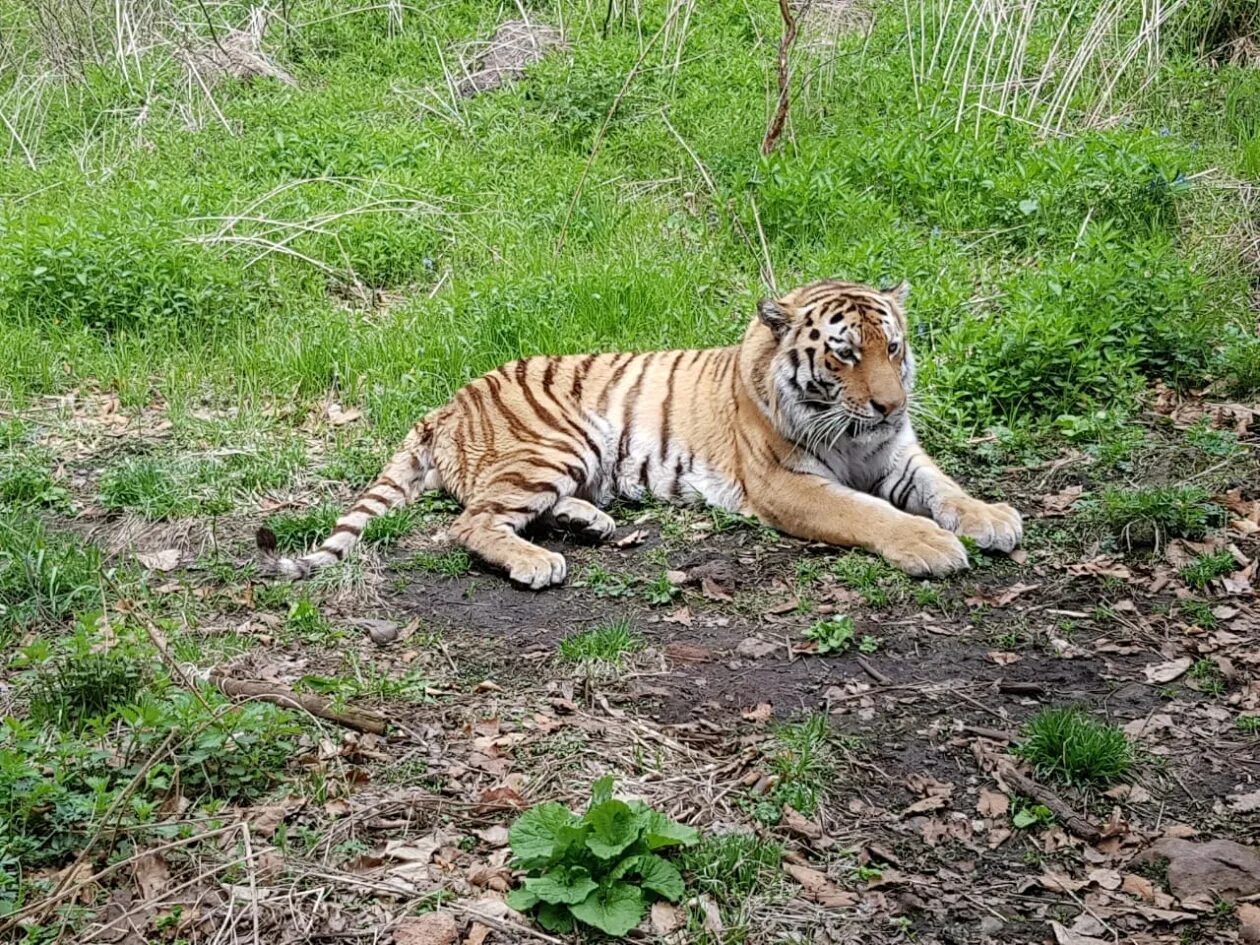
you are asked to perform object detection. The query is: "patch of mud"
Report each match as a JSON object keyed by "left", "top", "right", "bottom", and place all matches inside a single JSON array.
[{"left": 455, "top": 19, "right": 565, "bottom": 97}]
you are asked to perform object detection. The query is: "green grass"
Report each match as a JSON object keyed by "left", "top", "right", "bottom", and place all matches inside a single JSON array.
[
  {"left": 767, "top": 714, "right": 837, "bottom": 817},
  {"left": 1180, "top": 550, "right": 1237, "bottom": 590},
  {"left": 1083, "top": 486, "right": 1223, "bottom": 546},
  {"left": 0, "top": 515, "right": 109, "bottom": 631},
  {"left": 1180, "top": 599, "right": 1219, "bottom": 629},
  {"left": 558, "top": 620, "right": 642, "bottom": 665},
  {"left": 1189, "top": 658, "right": 1226, "bottom": 696},
  {"left": 1238, "top": 715, "right": 1260, "bottom": 736},
  {"left": 409, "top": 548, "right": 473, "bottom": 576},
  {"left": 1014, "top": 707, "right": 1133, "bottom": 787}
]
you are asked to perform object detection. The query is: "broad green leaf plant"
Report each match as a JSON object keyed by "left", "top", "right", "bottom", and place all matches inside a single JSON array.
[{"left": 505, "top": 777, "right": 699, "bottom": 936}]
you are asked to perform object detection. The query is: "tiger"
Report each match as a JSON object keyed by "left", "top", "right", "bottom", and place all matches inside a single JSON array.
[{"left": 257, "top": 279, "right": 1023, "bottom": 588}]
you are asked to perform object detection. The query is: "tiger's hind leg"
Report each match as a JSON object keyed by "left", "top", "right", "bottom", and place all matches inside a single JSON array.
[
  {"left": 449, "top": 462, "right": 576, "bottom": 589},
  {"left": 548, "top": 497, "right": 615, "bottom": 542}
]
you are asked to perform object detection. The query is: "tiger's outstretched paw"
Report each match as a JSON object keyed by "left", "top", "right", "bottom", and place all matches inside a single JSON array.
[
  {"left": 551, "top": 497, "right": 616, "bottom": 542},
  {"left": 934, "top": 496, "right": 1023, "bottom": 553},
  {"left": 507, "top": 548, "right": 568, "bottom": 590},
  {"left": 879, "top": 522, "right": 969, "bottom": 578}
]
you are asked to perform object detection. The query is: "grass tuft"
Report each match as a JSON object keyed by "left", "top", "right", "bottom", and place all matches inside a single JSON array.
[
  {"left": 558, "top": 620, "right": 642, "bottom": 665},
  {"left": 1014, "top": 707, "right": 1133, "bottom": 786},
  {"left": 1083, "top": 486, "right": 1222, "bottom": 546},
  {"left": 1180, "top": 550, "right": 1236, "bottom": 590}
]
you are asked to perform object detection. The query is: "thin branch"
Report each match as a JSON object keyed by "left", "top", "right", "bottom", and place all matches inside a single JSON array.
[{"left": 761, "top": 0, "right": 801, "bottom": 155}]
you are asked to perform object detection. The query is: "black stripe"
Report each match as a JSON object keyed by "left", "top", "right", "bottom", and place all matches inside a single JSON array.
[
  {"left": 659, "top": 350, "right": 683, "bottom": 465},
  {"left": 571, "top": 354, "right": 598, "bottom": 400}
]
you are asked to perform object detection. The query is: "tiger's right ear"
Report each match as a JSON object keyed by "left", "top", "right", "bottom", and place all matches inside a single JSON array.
[{"left": 757, "top": 299, "right": 791, "bottom": 339}]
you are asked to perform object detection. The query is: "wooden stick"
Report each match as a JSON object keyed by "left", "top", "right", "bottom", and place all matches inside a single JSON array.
[
  {"left": 998, "top": 763, "right": 1102, "bottom": 843},
  {"left": 761, "top": 0, "right": 800, "bottom": 155},
  {"left": 855, "top": 656, "right": 892, "bottom": 686},
  {"left": 210, "top": 674, "right": 388, "bottom": 735}
]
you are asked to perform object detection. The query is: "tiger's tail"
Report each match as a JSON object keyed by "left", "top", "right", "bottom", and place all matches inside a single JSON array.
[{"left": 256, "top": 421, "right": 439, "bottom": 579}]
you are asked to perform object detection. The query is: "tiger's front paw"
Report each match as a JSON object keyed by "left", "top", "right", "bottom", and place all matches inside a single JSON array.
[
  {"left": 507, "top": 549, "right": 568, "bottom": 589},
  {"left": 878, "top": 522, "right": 969, "bottom": 578},
  {"left": 934, "top": 495, "right": 1023, "bottom": 552}
]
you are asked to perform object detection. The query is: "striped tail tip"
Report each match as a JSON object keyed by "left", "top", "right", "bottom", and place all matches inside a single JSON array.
[{"left": 255, "top": 526, "right": 310, "bottom": 579}]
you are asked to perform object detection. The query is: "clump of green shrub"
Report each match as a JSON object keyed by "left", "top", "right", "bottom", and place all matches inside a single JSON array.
[{"left": 505, "top": 777, "right": 698, "bottom": 936}]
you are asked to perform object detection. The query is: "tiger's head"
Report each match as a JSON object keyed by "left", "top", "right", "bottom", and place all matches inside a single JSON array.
[{"left": 753, "top": 279, "right": 915, "bottom": 443}]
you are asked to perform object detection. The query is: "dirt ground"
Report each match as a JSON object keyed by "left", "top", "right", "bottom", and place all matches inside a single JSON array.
[{"left": 17, "top": 393, "right": 1260, "bottom": 945}]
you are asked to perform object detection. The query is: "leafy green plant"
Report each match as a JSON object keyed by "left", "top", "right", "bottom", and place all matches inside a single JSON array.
[
  {"left": 28, "top": 646, "right": 150, "bottom": 730},
  {"left": 1014, "top": 707, "right": 1132, "bottom": 786},
  {"left": 575, "top": 564, "right": 635, "bottom": 598},
  {"left": 1237, "top": 715, "right": 1260, "bottom": 735},
  {"left": 1180, "top": 550, "right": 1236, "bottom": 590},
  {"left": 559, "top": 621, "right": 641, "bottom": 665},
  {"left": 803, "top": 616, "right": 856, "bottom": 654},
  {"left": 1185, "top": 419, "right": 1242, "bottom": 458},
  {"left": 1180, "top": 599, "right": 1218, "bottom": 629},
  {"left": 1011, "top": 799, "right": 1055, "bottom": 829},
  {"left": 1082, "top": 486, "right": 1222, "bottom": 546},
  {"left": 642, "top": 573, "right": 680, "bottom": 606},
  {"left": 285, "top": 597, "right": 336, "bottom": 643},
  {"left": 505, "top": 777, "right": 698, "bottom": 936}
]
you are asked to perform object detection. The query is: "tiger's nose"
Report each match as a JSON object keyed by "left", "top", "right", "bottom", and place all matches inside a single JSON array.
[{"left": 871, "top": 396, "right": 904, "bottom": 417}]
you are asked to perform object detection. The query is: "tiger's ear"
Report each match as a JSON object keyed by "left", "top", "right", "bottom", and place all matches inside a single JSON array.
[
  {"left": 883, "top": 281, "right": 910, "bottom": 306},
  {"left": 757, "top": 299, "right": 791, "bottom": 339}
]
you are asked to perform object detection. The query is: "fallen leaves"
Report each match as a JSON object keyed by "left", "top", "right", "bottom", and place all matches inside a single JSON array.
[
  {"left": 1143, "top": 657, "right": 1192, "bottom": 684},
  {"left": 977, "top": 788, "right": 1009, "bottom": 818},
  {"left": 783, "top": 863, "right": 858, "bottom": 908},
  {"left": 966, "top": 582, "right": 1040, "bottom": 608},
  {"left": 136, "top": 549, "right": 180, "bottom": 572},
  {"left": 393, "top": 912, "right": 459, "bottom": 945},
  {"left": 1040, "top": 485, "right": 1084, "bottom": 517}
]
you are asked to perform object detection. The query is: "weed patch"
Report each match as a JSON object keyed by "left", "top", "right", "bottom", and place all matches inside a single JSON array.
[
  {"left": 1015, "top": 707, "right": 1132, "bottom": 786},
  {"left": 559, "top": 621, "right": 642, "bottom": 665},
  {"left": 1082, "top": 486, "right": 1222, "bottom": 546}
]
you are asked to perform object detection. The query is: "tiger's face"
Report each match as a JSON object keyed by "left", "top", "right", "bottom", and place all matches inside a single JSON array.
[{"left": 757, "top": 280, "right": 915, "bottom": 441}]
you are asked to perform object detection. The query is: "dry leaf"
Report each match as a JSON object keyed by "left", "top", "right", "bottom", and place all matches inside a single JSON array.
[
  {"left": 1040, "top": 486, "right": 1084, "bottom": 517},
  {"left": 137, "top": 549, "right": 180, "bottom": 572},
  {"left": 614, "top": 529, "right": 647, "bottom": 547},
  {"left": 783, "top": 863, "right": 858, "bottom": 908},
  {"left": 474, "top": 826, "right": 510, "bottom": 848},
  {"left": 133, "top": 852, "right": 170, "bottom": 902},
  {"left": 987, "top": 650, "right": 1022, "bottom": 666},
  {"left": 1050, "top": 920, "right": 1106, "bottom": 945},
  {"left": 1121, "top": 873, "right": 1155, "bottom": 902},
  {"left": 1039, "top": 871, "right": 1087, "bottom": 893},
  {"left": 1143, "top": 657, "right": 1192, "bottom": 684},
  {"left": 650, "top": 902, "right": 685, "bottom": 935},
  {"left": 741, "top": 703, "right": 773, "bottom": 723},
  {"left": 967, "top": 582, "right": 1040, "bottom": 608},
  {"left": 325, "top": 403, "right": 362, "bottom": 426},
  {"left": 394, "top": 912, "right": 459, "bottom": 945},
  {"left": 666, "top": 643, "right": 712, "bottom": 663},
  {"left": 662, "top": 606, "right": 692, "bottom": 626},
  {"left": 782, "top": 805, "right": 823, "bottom": 840},
  {"left": 1238, "top": 903, "right": 1260, "bottom": 945},
  {"left": 736, "top": 637, "right": 778, "bottom": 659},
  {"left": 977, "top": 788, "right": 1009, "bottom": 818},
  {"left": 697, "top": 893, "right": 723, "bottom": 933},
  {"left": 464, "top": 923, "right": 491, "bottom": 945},
  {"left": 1229, "top": 790, "right": 1260, "bottom": 813}
]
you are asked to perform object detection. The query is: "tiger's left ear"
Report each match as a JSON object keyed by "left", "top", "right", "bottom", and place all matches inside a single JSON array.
[
  {"left": 757, "top": 298, "right": 791, "bottom": 340},
  {"left": 883, "top": 281, "right": 910, "bottom": 306}
]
